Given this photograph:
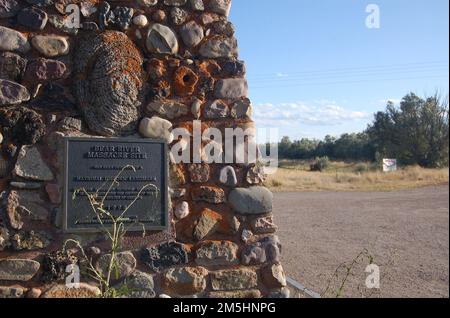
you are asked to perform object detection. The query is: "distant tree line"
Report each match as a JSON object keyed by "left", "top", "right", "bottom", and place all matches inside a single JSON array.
[{"left": 274, "top": 93, "right": 449, "bottom": 168}]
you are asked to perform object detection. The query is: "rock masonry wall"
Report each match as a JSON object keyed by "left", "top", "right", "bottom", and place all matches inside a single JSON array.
[{"left": 0, "top": 0, "right": 288, "bottom": 298}]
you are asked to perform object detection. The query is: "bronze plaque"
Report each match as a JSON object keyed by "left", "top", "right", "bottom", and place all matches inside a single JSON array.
[{"left": 63, "top": 137, "right": 168, "bottom": 233}]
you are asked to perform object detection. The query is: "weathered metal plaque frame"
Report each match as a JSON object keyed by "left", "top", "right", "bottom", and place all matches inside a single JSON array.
[{"left": 63, "top": 137, "right": 168, "bottom": 233}]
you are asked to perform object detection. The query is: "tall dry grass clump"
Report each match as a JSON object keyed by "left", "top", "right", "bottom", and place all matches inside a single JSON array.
[{"left": 265, "top": 160, "right": 449, "bottom": 192}]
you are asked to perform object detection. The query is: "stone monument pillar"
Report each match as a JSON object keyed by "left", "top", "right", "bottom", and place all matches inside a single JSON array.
[{"left": 0, "top": 0, "right": 287, "bottom": 298}]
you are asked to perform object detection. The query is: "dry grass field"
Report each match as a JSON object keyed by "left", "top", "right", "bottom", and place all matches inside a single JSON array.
[{"left": 265, "top": 160, "right": 449, "bottom": 192}]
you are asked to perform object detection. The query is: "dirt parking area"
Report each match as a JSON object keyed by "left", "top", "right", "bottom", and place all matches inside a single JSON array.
[{"left": 274, "top": 186, "right": 449, "bottom": 298}]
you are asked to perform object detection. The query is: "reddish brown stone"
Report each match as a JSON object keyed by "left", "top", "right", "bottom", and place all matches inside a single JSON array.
[
  {"left": 151, "top": 80, "right": 171, "bottom": 98},
  {"left": 191, "top": 186, "right": 225, "bottom": 204},
  {"left": 198, "top": 60, "right": 221, "bottom": 77},
  {"left": 193, "top": 208, "right": 223, "bottom": 241},
  {"left": 24, "top": 58, "right": 67, "bottom": 83},
  {"left": 188, "top": 163, "right": 210, "bottom": 183},
  {"left": 173, "top": 66, "right": 198, "bottom": 97}
]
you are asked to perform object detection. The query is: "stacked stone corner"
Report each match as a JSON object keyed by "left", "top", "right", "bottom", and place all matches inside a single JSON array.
[{"left": 0, "top": 0, "right": 288, "bottom": 299}]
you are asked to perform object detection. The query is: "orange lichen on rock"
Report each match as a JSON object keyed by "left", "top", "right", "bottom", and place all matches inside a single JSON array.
[
  {"left": 147, "top": 58, "right": 167, "bottom": 80},
  {"left": 173, "top": 66, "right": 199, "bottom": 97},
  {"left": 198, "top": 60, "right": 221, "bottom": 77}
]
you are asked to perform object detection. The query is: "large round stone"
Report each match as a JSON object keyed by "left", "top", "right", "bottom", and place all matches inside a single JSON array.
[
  {"left": 228, "top": 186, "right": 273, "bottom": 215},
  {"left": 0, "top": 27, "right": 30, "bottom": 53},
  {"left": 146, "top": 23, "right": 179, "bottom": 55},
  {"left": 0, "top": 80, "right": 30, "bottom": 106},
  {"left": 31, "top": 35, "right": 69, "bottom": 57},
  {"left": 180, "top": 20, "right": 204, "bottom": 47},
  {"left": 73, "top": 31, "right": 145, "bottom": 136}
]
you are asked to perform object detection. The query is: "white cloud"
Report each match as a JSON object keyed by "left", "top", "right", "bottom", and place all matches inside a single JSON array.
[{"left": 253, "top": 100, "right": 369, "bottom": 127}]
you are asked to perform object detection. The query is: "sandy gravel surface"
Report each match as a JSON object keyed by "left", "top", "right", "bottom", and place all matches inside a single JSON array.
[{"left": 274, "top": 186, "right": 449, "bottom": 298}]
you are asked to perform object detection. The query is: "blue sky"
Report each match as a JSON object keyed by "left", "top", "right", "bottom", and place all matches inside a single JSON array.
[{"left": 229, "top": 0, "right": 449, "bottom": 140}]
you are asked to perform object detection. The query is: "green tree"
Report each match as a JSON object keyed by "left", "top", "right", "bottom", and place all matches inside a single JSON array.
[{"left": 367, "top": 93, "right": 449, "bottom": 167}]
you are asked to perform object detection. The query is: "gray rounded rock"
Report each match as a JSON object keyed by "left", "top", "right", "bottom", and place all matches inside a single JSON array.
[
  {"left": 115, "top": 271, "right": 156, "bottom": 298},
  {"left": 0, "top": 259, "right": 40, "bottom": 281},
  {"left": 96, "top": 251, "right": 136, "bottom": 281},
  {"left": 229, "top": 186, "right": 273, "bottom": 215},
  {"left": 146, "top": 23, "right": 179, "bottom": 55},
  {"left": 214, "top": 78, "right": 248, "bottom": 99},
  {"left": 180, "top": 21, "right": 204, "bottom": 48},
  {"left": 31, "top": 35, "right": 69, "bottom": 57},
  {"left": 0, "top": 26, "right": 30, "bottom": 53},
  {"left": 0, "top": 79, "right": 30, "bottom": 106},
  {"left": 199, "top": 36, "right": 237, "bottom": 58},
  {"left": 208, "top": 0, "right": 232, "bottom": 17}
]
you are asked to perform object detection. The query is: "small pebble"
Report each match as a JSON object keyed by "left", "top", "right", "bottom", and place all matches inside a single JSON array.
[{"left": 133, "top": 14, "right": 148, "bottom": 27}]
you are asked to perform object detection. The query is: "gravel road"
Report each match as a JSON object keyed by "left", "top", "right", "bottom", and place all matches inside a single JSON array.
[{"left": 274, "top": 186, "right": 449, "bottom": 298}]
